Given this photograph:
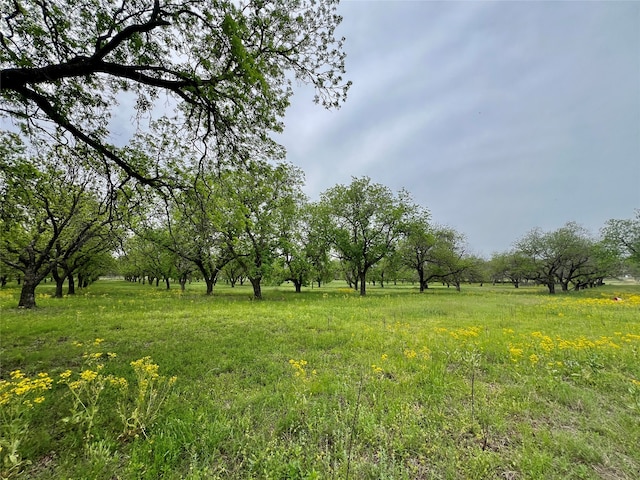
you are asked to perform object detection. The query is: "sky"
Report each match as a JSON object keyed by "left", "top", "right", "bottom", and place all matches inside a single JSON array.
[{"left": 278, "top": 0, "right": 640, "bottom": 257}]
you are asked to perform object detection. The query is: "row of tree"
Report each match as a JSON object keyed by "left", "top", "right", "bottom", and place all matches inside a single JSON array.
[
  {"left": 3, "top": 1, "right": 637, "bottom": 308},
  {"left": 2, "top": 134, "right": 639, "bottom": 308}
]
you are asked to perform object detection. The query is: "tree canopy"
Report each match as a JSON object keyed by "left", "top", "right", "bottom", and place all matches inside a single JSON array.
[
  {"left": 320, "top": 177, "right": 411, "bottom": 296},
  {"left": 0, "top": 0, "right": 350, "bottom": 185}
]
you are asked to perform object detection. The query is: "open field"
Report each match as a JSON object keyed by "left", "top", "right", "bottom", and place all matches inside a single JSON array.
[{"left": 1, "top": 280, "right": 639, "bottom": 479}]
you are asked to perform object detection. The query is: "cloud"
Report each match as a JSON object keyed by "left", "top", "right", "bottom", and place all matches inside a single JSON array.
[{"left": 280, "top": 0, "right": 640, "bottom": 255}]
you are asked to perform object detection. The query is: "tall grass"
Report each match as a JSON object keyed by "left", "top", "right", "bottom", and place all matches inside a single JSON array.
[{"left": 1, "top": 280, "right": 639, "bottom": 479}]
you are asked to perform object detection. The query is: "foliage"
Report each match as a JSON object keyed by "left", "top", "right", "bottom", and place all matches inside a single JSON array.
[
  {"left": 489, "top": 250, "right": 532, "bottom": 288},
  {"left": 223, "top": 161, "right": 306, "bottom": 299},
  {"left": 320, "top": 176, "right": 412, "bottom": 296},
  {"left": 1, "top": 335, "right": 176, "bottom": 479},
  {"left": 0, "top": 0, "right": 350, "bottom": 186},
  {"left": 602, "top": 209, "right": 640, "bottom": 274},
  {"left": 514, "top": 222, "right": 601, "bottom": 294},
  {"left": 57, "top": 341, "right": 124, "bottom": 442}
]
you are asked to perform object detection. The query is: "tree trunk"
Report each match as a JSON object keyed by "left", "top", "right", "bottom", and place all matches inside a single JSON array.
[
  {"left": 359, "top": 271, "right": 367, "bottom": 296},
  {"left": 52, "top": 268, "right": 64, "bottom": 298},
  {"left": 165, "top": 277, "right": 170, "bottom": 290},
  {"left": 67, "top": 274, "right": 76, "bottom": 295},
  {"left": 418, "top": 269, "right": 425, "bottom": 293},
  {"left": 293, "top": 279, "right": 302, "bottom": 293},
  {"left": 18, "top": 273, "right": 38, "bottom": 308},
  {"left": 547, "top": 281, "right": 556, "bottom": 294},
  {"left": 204, "top": 277, "right": 214, "bottom": 295},
  {"left": 250, "top": 277, "right": 262, "bottom": 300},
  {"left": 179, "top": 276, "right": 187, "bottom": 291}
]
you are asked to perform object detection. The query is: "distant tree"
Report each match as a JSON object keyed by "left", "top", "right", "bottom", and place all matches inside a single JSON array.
[
  {"left": 224, "top": 161, "right": 306, "bottom": 299},
  {"left": 320, "top": 177, "right": 411, "bottom": 296},
  {"left": 274, "top": 203, "right": 319, "bottom": 293},
  {"left": 463, "top": 255, "right": 488, "bottom": 285},
  {"left": 221, "top": 259, "right": 246, "bottom": 288},
  {"left": 515, "top": 222, "right": 602, "bottom": 294},
  {"left": 158, "top": 173, "right": 235, "bottom": 295},
  {"left": 0, "top": 246, "right": 19, "bottom": 287},
  {"left": 0, "top": 0, "right": 350, "bottom": 186},
  {"left": 428, "top": 227, "right": 471, "bottom": 291},
  {"left": 137, "top": 230, "right": 180, "bottom": 289},
  {"left": 553, "top": 223, "right": 595, "bottom": 292},
  {"left": 489, "top": 251, "right": 531, "bottom": 288},
  {"left": 303, "top": 204, "right": 334, "bottom": 288},
  {"left": 570, "top": 240, "right": 620, "bottom": 290},
  {"left": 397, "top": 207, "right": 435, "bottom": 292},
  {"left": 602, "top": 210, "right": 640, "bottom": 271},
  {"left": 369, "top": 249, "right": 403, "bottom": 288},
  {"left": 51, "top": 230, "right": 121, "bottom": 297}
]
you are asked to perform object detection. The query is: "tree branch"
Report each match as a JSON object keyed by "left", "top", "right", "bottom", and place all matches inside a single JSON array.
[{"left": 12, "top": 84, "right": 164, "bottom": 187}]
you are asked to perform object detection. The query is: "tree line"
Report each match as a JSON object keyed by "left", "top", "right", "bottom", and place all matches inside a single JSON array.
[{"left": 2, "top": 137, "right": 638, "bottom": 308}]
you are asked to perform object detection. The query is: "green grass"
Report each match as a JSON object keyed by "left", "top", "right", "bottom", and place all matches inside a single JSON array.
[{"left": 1, "top": 280, "right": 639, "bottom": 479}]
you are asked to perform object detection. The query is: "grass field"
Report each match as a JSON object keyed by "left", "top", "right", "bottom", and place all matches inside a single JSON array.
[{"left": 1, "top": 280, "right": 639, "bottom": 479}]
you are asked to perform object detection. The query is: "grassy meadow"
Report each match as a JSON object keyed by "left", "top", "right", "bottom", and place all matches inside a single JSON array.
[{"left": 1, "top": 279, "right": 639, "bottom": 479}]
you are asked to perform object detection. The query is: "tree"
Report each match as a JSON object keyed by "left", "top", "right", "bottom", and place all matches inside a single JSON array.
[
  {"left": 224, "top": 161, "right": 306, "bottom": 299},
  {"left": 427, "top": 227, "right": 471, "bottom": 291},
  {"left": 300, "top": 203, "right": 333, "bottom": 289},
  {"left": 398, "top": 207, "right": 435, "bottom": 292},
  {"left": 369, "top": 249, "right": 403, "bottom": 288},
  {"left": 320, "top": 177, "right": 411, "bottom": 296},
  {"left": 221, "top": 258, "right": 246, "bottom": 288},
  {"left": 1, "top": 0, "right": 350, "bottom": 186},
  {"left": 156, "top": 173, "right": 235, "bottom": 295},
  {"left": 133, "top": 230, "right": 180, "bottom": 289},
  {"left": 602, "top": 210, "right": 640, "bottom": 271},
  {"left": 552, "top": 223, "right": 594, "bottom": 292},
  {"left": 273, "top": 202, "right": 333, "bottom": 293},
  {"left": 514, "top": 222, "right": 602, "bottom": 294},
  {"left": 51, "top": 228, "right": 121, "bottom": 297},
  {"left": 488, "top": 251, "right": 531, "bottom": 288},
  {"left": 0, "top": 135, "right": 121, "bottom": 308}
]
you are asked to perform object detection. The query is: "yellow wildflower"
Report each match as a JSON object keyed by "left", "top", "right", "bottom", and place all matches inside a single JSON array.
[
  {"left": 403, "top": 349, "right": 417, "bottom": 359},
  {"left": 80, "top": 369, "right": 98, "bottom": 382},
  {"left": 509, "top": 345, "right": 523, "bottom": 362}
]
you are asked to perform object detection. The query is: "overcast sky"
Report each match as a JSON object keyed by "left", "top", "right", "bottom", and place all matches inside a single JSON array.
[{"left": 278, "top": 0, "right": 640, "bottom": 256}]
